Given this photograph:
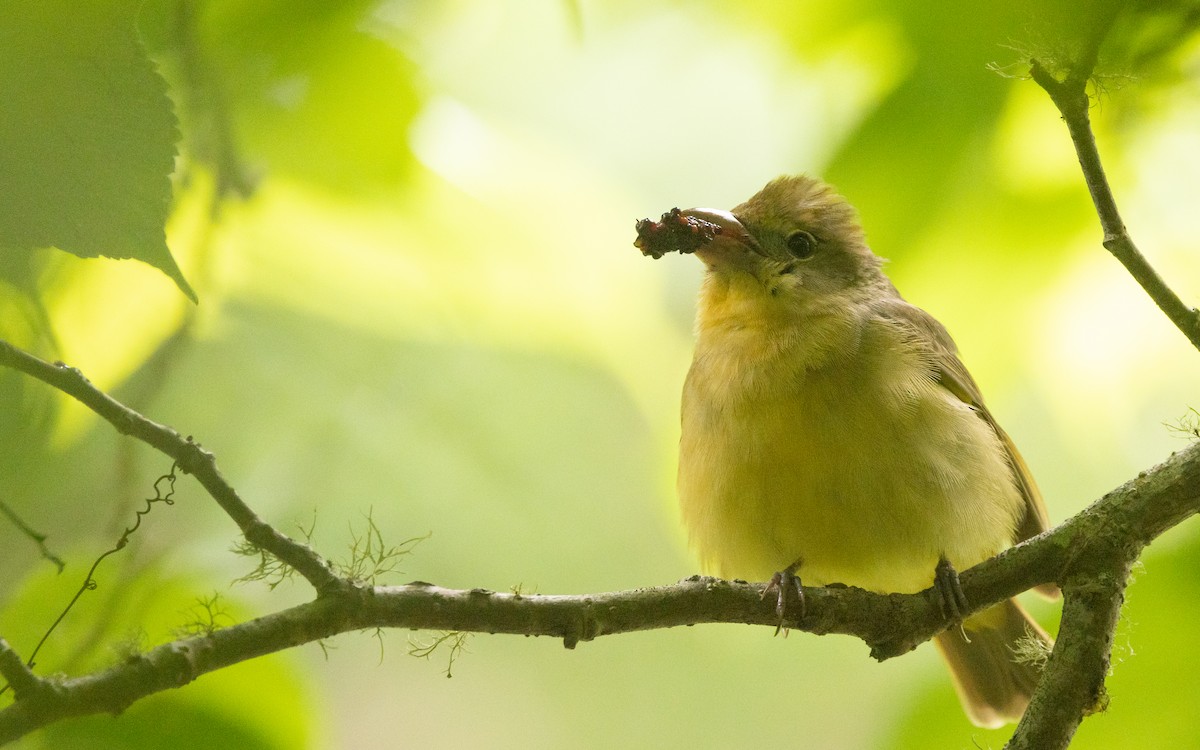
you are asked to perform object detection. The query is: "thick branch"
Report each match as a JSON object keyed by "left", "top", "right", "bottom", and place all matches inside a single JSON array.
[
  {"left": 0, "top": 432, "right": 1195, "bottom": 744},
  {"left": 0, "top": 340, "right": 340, "bottom": 593},
  {"left": 1011, "top": 566, "right": 1128, "bottom": 750},
  {"left": 0, "top": 641, "right": 41, "bottom": 700},
  {"left": 1003, "top": 435, "right": 1200, "bottom": 749}
]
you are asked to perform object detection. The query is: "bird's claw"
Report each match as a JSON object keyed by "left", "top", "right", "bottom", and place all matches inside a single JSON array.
[
  {"left": 762, "top": 562, "right": 805, "bottom": 635},
  {"left": 934, "top": 557, "right": 970, "bottom": 623}
]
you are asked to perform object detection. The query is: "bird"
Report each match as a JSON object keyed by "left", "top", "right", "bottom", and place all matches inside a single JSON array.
[{"left": 636, "top": 175, "right": 1054, "bottom": 727}]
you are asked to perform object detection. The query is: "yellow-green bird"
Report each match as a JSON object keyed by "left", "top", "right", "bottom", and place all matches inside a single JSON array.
[{"left": 641, "top": 175, "right": 1054, "bottom": 727}]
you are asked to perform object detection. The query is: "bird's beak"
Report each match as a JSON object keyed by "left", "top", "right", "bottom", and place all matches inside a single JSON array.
[{"left": 679, "top": 208, "right": 759, "bottom": 269}]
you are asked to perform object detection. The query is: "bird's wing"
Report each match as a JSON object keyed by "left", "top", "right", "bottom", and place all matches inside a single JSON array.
[{"left": 874, "top": 299, "right": 1054, "bottom": 554}]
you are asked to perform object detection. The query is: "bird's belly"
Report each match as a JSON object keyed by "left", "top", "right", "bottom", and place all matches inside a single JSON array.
[{"left": 678, "top": 348, "right": 1022, "bottom": 594}]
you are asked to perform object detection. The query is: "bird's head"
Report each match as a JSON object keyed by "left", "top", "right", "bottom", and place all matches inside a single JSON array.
[{"left": 665, "top": 176, "right": 888, "bottom": 309}]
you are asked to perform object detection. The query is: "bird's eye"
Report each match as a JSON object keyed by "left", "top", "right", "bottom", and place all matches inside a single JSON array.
[{"left": 785, "top": 230, "right": 818, "bottom": 259}]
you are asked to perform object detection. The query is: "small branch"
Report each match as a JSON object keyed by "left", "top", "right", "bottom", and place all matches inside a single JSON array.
[
  {"left": 1029, "top": 54, "right": 1200, "bottom": 352},
  {"left": 0, "top": 339, "right": 342, "bottom": 594},
  {"left": 0, "top": 500, "right": 64, "bottom": 574},
  {"left": 22, "top": 466, "right": 180, "bottom": 676}
]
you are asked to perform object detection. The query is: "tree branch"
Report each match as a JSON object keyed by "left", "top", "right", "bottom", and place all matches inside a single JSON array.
[
  {"left": 1008, "top": 14, "right": 1200, "bottom": 744},
  {"left": 0, "top": 641, "right": 42, "bottom": 701},
  {"left": 1005, "top": 431, "right": 1200, "bottom": 748},
  {"left": 1, "top": 331, "right": 1197, "bottom": 744},
  {"left": 0, "top": 339, "right": 342, "bottom": 594},
  {"left": 1029, "top": 46, "right": 1200, "bottom": 352},
  {"left": 1011, "top": 568, "right": 1126, "bottom": 749}
]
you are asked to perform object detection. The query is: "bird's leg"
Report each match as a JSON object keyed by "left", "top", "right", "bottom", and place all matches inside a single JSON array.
[
  {"left": 761, "top": 558, "right": 805, "bottom": 635},
  {"left": 934, "top": 556, "right": 970, "bottom": 623}
]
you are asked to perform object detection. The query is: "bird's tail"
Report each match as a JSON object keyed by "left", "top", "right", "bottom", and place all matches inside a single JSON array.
[{"left": 933, "top": 598, "right": 1052, "bottom": 728}]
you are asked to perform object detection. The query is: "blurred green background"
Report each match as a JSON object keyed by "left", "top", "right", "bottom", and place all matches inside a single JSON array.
[{"left": 2, "top": 1, "right": 1200, "bottom": 748}]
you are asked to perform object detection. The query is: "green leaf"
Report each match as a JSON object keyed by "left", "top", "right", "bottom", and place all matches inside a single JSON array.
[{"left": 0, "top": 0, "right": 194, "bottom": 302}]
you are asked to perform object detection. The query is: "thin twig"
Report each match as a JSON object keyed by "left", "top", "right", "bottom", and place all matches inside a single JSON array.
[
  {"left": 21, "top": 466, "right": 179, "bottom": 677},
  {"left": 0, "top": 500, "right": 64, "bottom": 573},
  {"left": 0, "top": 339, "right": 343, "bottom": 594},
  {"left": 1029, "top": 51, "right": 1200, "bottom": 352}
]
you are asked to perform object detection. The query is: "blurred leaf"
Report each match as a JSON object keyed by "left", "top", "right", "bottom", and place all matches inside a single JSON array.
[
  {"left": 33, "top": 699, "right": 286, "bottom": 750},
  {"left": 0, "top": 0, "right": 192, "bottom": 302},
  {"left": 135, "top": 300, "right": 673, "bottom": 592},
  {"left": 151, "top": 0, "right": 421, "bottom": 194},
  {"left": 823, "top": 2, "right": 1021, "bottom": 251},
  {"left": 1101, "top": 0, "right": 1200, "bottom": 75},
  {"left": 823, "top": 0, "right": 1120, "bottom": 253}
]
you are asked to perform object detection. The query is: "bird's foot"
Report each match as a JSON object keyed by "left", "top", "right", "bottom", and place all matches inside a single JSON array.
[
  {"left": 934, "top": 557, "right": 970, "bottom": 624},
  {"left": 761, "top": 560, "right": 805, "bottom": 635}
]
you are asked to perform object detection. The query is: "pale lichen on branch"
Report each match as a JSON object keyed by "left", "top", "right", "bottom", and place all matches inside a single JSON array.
[{"left": 408, "top": 631, "right": 471, "bottom": 678}]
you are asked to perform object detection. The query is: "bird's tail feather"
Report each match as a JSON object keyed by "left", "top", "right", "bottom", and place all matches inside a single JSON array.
[{"left": 933, "top": 599, "right": 1051, "bottom": 728}]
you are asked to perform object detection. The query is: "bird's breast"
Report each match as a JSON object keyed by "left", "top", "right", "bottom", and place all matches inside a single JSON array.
[{"left": 677, "top": 314, "right": 1021, "bottom": 594}]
